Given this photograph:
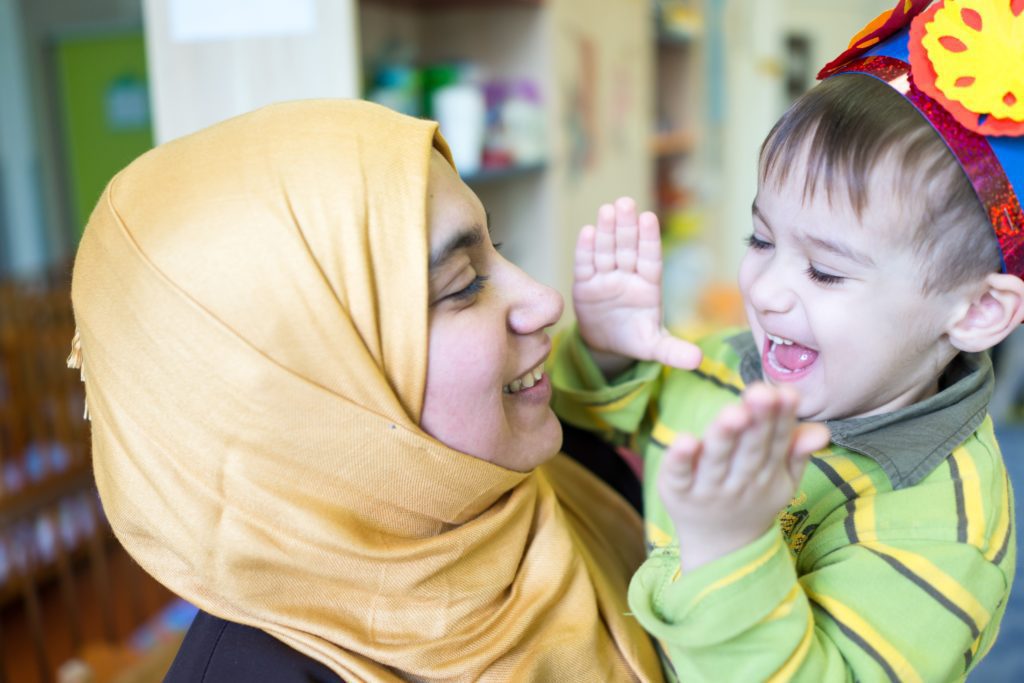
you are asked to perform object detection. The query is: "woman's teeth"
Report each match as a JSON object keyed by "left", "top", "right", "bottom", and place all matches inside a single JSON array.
[{"left": 504, "top": 364, "right": 544, "bottom": 394}]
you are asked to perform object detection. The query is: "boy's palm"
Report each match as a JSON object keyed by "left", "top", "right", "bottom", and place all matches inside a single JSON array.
[
  {"left": 574, "top": 199, "right": 701, "bottom": 371},
  {"left": 658, "top": 384, "right": 831, "bottom": 572}
]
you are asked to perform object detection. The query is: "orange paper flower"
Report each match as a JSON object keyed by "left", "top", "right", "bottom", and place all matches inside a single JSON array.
[
  {"left": 909, "top": 0, "right": 1024, "bottom": 135},
  {"left": 818, "top": 0, "right": 932, "bottom": 78}
]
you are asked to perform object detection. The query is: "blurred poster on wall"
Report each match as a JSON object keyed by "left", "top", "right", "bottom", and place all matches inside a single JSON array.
[{"left": 54, "top": 30, "right": 153, "bottom": 237}]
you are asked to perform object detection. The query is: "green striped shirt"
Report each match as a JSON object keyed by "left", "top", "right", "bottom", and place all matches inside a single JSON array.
[{"left": 550, "top": 328, "right": 1015, "bottom": 682}]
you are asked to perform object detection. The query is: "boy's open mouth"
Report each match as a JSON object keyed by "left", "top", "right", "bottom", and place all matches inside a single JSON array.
[{"left": 763, "top": 333, "right": 818, "bottom": 380}]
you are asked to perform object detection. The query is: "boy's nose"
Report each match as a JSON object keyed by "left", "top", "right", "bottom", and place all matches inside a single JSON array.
[{"left": 747, "top": 264, "right": 796, "bottom": 315}]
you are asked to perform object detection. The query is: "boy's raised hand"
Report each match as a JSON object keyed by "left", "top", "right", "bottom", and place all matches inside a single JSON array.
[
  {"left": 658, "top": 383, "right": 831, "bottom": 572},
  {"left": 574, "top": 197, "right": 702, "bottom": 376}
]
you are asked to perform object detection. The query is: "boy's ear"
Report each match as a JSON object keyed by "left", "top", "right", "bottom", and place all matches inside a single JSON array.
[{"left": 948, "top": 273, "right": 1024, "bottom": 353}]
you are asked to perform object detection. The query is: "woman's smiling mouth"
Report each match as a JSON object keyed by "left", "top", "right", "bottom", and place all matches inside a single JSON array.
[{"left": 503, "top": 363, "right": 546, "bottom": 394}]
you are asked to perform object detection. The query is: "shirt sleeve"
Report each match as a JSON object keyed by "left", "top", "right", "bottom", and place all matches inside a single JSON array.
[
  {"left": 548, "top": 325, "right": 662, "bottom": 442},
  {"left": 628, "top": 515, "right": 1012, "bottom": 682}
]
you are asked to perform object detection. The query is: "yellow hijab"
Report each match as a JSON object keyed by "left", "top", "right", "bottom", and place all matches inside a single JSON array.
[{"left": 69, "top": 100, "right": 663, "bottom": 682}]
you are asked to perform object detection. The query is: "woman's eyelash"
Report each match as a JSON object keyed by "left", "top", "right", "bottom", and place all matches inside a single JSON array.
[
  {"left": 450, "top": 275, "right": 489, "bottom": 301},
  {"left": 745, "top": 233, "right": 772, "bottom": 250},
  {"left": 492, "top": 241, "right": 503, "bottom": 251},
  {"left": 805, "top": 265, "right": 844, "bottom": 285}
]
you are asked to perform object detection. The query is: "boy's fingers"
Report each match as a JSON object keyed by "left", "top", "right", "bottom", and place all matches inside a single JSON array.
[
  {"left": 699, "top": 403, "right": 749, "bottom": 487},
  {"left": 613, "top": 197, "right": 639, "bottom": 273},
  {"left": 727, "top": 384, "right": 779, "bottom": 486},
  {"left": 594, "top": 203, "right": 616, "bottom": 272},
  {"left": 636, "top": 211, "right": 663, "bottom": 283},
  {"left": 790, "top": 422, "right": 831, "bottom": 460},
  {"left": 768, "top": 386, "right": 799, "bottom": 462},
  {"left": 659, "top": 433, "right": 701, "bottom": 496},
  {"left": 652, "top": 333, "right": 703, "bottom": 371},
  {"left": 574, "top": 225, "right": 597, "bottom": 281},
  {"left": 787, "top": 423, "right": 830, "bottom": 483}
]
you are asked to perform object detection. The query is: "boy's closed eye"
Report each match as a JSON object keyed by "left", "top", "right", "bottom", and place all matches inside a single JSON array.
[
  {"left": 805, "top": 264, "right": 845, "bottom": 286},
  {"left": 746, "top": 232, "right": 848, "bottom": 286},
  {"left": 746, "top": 233, "right": 773, "bottom": 250}
]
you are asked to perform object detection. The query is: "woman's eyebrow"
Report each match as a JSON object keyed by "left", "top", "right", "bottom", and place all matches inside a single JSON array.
[{"left": 429, "top": 226, "right": 483, "bottom": 271}]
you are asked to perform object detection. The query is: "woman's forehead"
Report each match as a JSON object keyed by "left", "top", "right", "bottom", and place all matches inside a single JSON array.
[{"left": 427, "top": 152, "right": 487, "bottom": 252}]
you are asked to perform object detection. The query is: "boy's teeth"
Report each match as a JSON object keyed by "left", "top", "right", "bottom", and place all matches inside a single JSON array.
[
  {"left": 767, "top": 333, "right": 793, "bottom": 346},
  {"left": 504, "top": 364, "right": 545, "bottom": 394}
]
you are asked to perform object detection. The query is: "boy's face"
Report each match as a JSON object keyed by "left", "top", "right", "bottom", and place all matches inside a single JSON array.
[{"left": 738, "top": 155, "right": 962, "bottom": 421}]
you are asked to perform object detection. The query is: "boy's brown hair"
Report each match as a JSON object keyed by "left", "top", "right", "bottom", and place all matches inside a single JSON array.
[{"left": 759, "top": 74, "right": 1001, "bottom": 294}]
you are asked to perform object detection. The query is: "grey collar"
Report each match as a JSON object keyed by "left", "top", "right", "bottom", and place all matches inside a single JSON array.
[{"left": 728, "top": 332, "right": 993, "bottom": 489}]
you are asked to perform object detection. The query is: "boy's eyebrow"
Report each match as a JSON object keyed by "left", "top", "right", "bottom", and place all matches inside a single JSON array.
[
  {"left": 429, "top": 226, "right": 483, "bottom": 271},
  {"left": 752, "top": 201, "right": 875, "bottom": 267},
  {"left": 802, "top": 234, "right": 876, "bottom": 267}
]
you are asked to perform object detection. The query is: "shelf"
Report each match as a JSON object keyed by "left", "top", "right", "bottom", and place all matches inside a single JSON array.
[
  {"left": 650, "top": 129, "right": 695, "bottom": 157},
  {"left": 655, "top": 3, "right": 703, "bottom": 43},
  {"left": 461, "top": 161, "right": 546, "bottom": 185},
  {"left": 657, "top": 28, "right": 700, "bottom": 46}
]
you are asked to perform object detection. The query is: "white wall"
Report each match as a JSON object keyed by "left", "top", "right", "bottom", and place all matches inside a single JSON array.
[
  {"left": 708, "top": 0, "right": 898, "bottom": 278},
  {"left": 142, "top": 0, "right": 360, "bottom": 144},
  {"left": 548, "top": 0, "right": 653, "bottom": 300}
]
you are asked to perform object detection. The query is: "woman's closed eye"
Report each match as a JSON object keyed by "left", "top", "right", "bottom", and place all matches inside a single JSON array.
[{"left": 448, "top": 274, "right": 490, "bottom": 301}]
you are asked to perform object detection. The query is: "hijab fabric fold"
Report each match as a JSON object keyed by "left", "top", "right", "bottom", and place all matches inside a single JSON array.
[{"left": 70, "top": 100, "right": 662, "bottom": 681}]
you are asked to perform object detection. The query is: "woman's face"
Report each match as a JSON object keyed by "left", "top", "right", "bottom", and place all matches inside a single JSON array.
[{"left": 420, "top": 150, "right": 564, "bottom": 471}]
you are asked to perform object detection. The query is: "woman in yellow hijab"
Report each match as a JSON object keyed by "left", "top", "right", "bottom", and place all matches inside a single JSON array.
[{"left": 68, "top": 100, "right": 664, "bottom": 681}]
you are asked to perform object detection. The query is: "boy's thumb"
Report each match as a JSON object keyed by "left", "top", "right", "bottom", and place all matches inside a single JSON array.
[
  {"left": 788, "top": 423, "right": 831, "bottom": 479},
  {"left": 654, "top": 333, "right": 703, "bottom": 370}
]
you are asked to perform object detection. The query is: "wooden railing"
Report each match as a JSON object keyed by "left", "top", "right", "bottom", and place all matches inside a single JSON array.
[{"left": 0, "top": 271, "right": 177, "bottom": 683}]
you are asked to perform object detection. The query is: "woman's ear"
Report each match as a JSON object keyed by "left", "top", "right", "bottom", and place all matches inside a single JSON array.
[{"left": 948, "top": 273, "right": 1024, "bottom": 352}]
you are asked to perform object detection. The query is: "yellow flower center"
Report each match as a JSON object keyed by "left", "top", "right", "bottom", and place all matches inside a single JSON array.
[{"left": 922, "top": 0, "right": 1024, "bottom": 122}]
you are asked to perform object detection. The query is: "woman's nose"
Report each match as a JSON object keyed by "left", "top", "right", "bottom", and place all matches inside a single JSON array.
[{"left": 508, "top": 270, "right": 564, "bottom": 334}]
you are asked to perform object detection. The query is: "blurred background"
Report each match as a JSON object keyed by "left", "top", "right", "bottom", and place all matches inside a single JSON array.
[{"left": 0, "top": 0, "right": 1021, "bottom": 681}]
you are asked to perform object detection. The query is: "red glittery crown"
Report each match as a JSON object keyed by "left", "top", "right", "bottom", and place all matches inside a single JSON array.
[{"left": 818, "top": 0, "right": 1024, "bottom": 279}]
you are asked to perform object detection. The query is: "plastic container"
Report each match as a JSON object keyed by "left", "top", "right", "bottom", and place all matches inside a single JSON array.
[
  {"left": 433, "top": 83, "right": 486, "bottom": 176},
  {"left": 501, "top": 80, "right": 546, "bottom": 165}
]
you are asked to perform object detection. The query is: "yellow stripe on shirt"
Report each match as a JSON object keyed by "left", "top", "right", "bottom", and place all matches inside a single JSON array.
[
  {"left": 651, "top": 420, "right": 677, "bottom": 449},
  {"left": 950, "top": 446, "right": 986, "bottom": 549},
  {"left": 863, "top": 541, "right": 990, "bottom": 638},
  {"left": 584, "top": 384, "right": 648, "bottom": 415},
  {"left": 696, "top": 354, "right": 745, "bottom": 391},
  {"left": 762, "top": 583, "right": 801, "bottom": 622},
  {"left": 692, "top": 534, "right": 785, "bottom": 606},
  {"left": 806, "top": 588, "right": 922, "bottom": 683},
  {"left": 646, "top": 521, "right": 674, "bottom": 549},
  {"left": 985, "top": 468, "right": 1012, "bottom": 563},
  {"left": 767, "top": 596, "right": 815, "bottom": 682},
  {"left": 822, "top": 454, "right": 876, "bottom": 497},
  {"left": 848, "top": 495, "right": 879, "bottom": 544}
]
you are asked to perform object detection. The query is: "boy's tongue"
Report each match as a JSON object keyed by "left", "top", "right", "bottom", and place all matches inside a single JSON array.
[{"left": 774, "top": 340, "right": 818, "bottom": 371}]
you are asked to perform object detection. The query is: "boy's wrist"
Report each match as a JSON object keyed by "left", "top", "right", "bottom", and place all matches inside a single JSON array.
[
  {"left": 674, "top": 523, "right": 776, "bottom": 573},
  {"left": 576, "top": 326, "right": 637, "bottom": 379},
  {"left": 587, "top": 346, "right": 636, "bottom": 380}
]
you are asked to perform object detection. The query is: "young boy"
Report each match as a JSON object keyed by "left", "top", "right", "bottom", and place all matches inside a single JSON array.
[{"left": 551, "top": 1, "right": 1023, "bottom": 680}]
